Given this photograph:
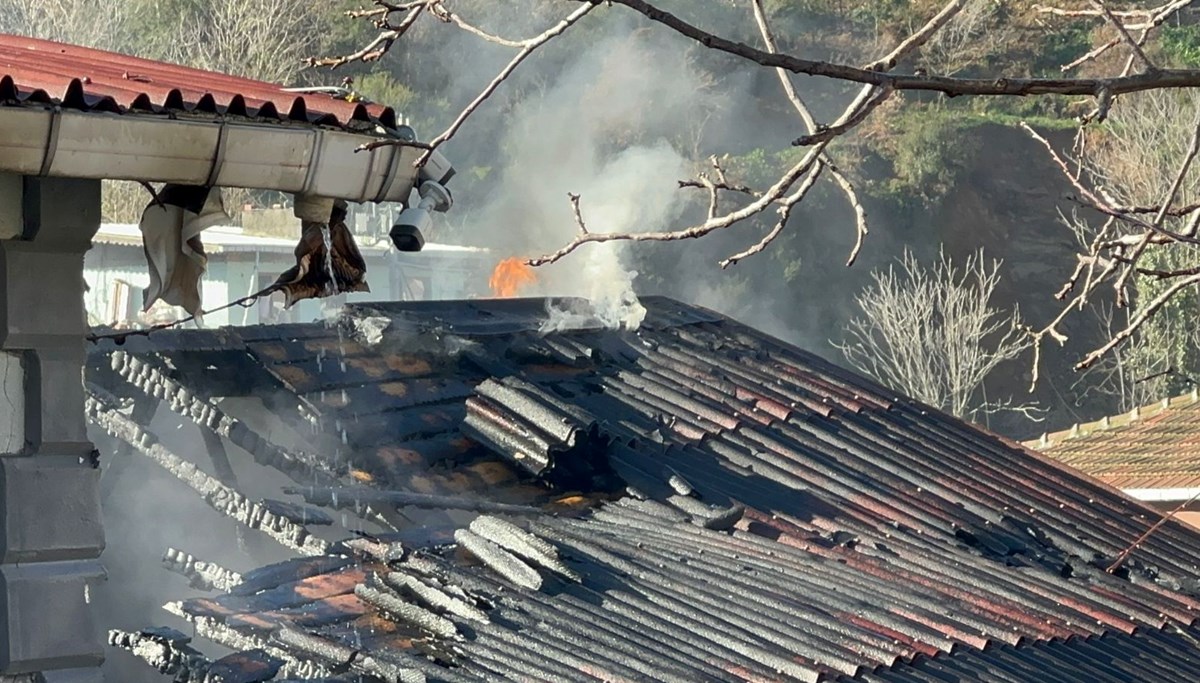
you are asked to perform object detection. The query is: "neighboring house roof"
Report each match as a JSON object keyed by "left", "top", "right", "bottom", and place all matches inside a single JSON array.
[
  {"left": 1031, "top": 390, "right": 1200, "bottom": 497},
  {"left": 0, "top": 35, "right": 425, "bottom": 202},
  {"left": 0, "top": 34, "right": 396, "bottom": 131},
  {"left": 91, "top": 223, "right": 486, "bottom": 256},
  {"left": 86, "top": 297, "right": 1200, "bottom": 682}
]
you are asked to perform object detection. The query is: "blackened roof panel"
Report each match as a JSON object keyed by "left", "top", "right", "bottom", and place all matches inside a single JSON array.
[{"left": 90, "top": 296, "right": 1200, "bottom": 681}]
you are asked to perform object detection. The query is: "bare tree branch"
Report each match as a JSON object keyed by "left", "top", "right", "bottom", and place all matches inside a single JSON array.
[
  {"left": 429, "top": 1, "right": 528, "bottom": 47},
  {"left": 308, "top": 1, "right": 430, "bottom": 68},
  {"left": 720, "top": 162, "right": 825, "bottom": 269},
  {"left": 567, "top": 192, "right": 588, "bottom": 234},
  {"left": 528, "top": 0, "right": 965, "bottom": 266},
  {"left": 1051, "top": 0, "right": 1192, "bottom": 72},
  {"left": 1077, "top": 273, "right": 1200, "bottom": 370},
  {"left": 526, "top": 143, "right": 827, "bottom": 266},
  {"left": 829, "top": 163, "right": 869, "bottom": 267},
  {"left": 360, "top": 1, "right": 597, "bottom": 167},
  {"left": 869, "top": 0, "right": 968, "bottom": 71},
  {"left": 1088, "top": 0, "right": 1156, "bottom": 72},
  {"left": 748, "top": 0, "right": 873, "bottom": 266},
  {"left": 590, "top": 0, "right": 1200, "bottom": 99},
  {"left": 791, "top": 86, "right": 895, "bottom": 146}
]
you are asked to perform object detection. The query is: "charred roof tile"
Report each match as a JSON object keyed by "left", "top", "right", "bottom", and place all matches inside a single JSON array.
[{"left": 92, "top": 296, "right": 1200, "bottom": 681}]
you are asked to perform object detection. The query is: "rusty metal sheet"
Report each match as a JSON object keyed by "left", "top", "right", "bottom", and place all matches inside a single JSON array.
[{"left": 0, "top": 34, "right": 395, "bottom": 129}]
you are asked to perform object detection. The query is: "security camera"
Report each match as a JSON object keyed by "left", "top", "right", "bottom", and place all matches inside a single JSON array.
[
  {"left": 390, "top": 180, "right": 452, "bottom": 253},
  {"left": 419, "top": 148, "right": 456, "bottom": 186}
]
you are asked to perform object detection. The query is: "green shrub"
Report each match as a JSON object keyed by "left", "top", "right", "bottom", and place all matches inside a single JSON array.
[
  {"left": 1160, "top": 24, "right": 1200, "bottom": 68},
  {"left": 884, "top": 109, "right": 979, "bottom": 201}
]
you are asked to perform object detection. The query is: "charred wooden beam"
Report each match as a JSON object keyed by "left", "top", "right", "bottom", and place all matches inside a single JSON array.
[
  {"left": 171, "top": 606, "right": 431, "bottom": 683},
  {"left": 86, "top": 385, "right": 331, "bottom": 556},
  {"left": 108, "top": 628, "right": 215, "bottom": 683},
  {"left": 468, "top": 516, "right": 580, "bottom": 582},
  {"left": 108, "top": 350, "right": 340, "bottom": 483},
  {"left": 163, "top": 547, "right": 244, "bottom": 592},
  {"left": 354, "top": 573, "right": 458, "bottom": 639},
  {"left": 453, "top": 528, "right": 542, "bottom": 591},
  {"left": 200, "top": 427, "right": 239, "bottom": 488},
  {"left": 106, "top": 350, "right": 401, "bottom": 532},
  {"left": 163, "top": 610, "right": 333, "bottom": 682}
]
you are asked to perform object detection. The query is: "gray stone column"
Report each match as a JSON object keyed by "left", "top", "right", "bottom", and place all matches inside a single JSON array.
[{"left": 0, "top": 174, "right": 105, "bottom": 681}]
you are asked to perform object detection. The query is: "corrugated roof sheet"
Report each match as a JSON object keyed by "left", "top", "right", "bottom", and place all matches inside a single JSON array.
[
  {"left": 87, "top": 297, "right": 1200, "bottom": 682},
  {"left": 0, "top": 34, "right": 398, "bottom": 131},
  {"left": 1032, "top": 390, "right": 1200, "bottom": 491}
]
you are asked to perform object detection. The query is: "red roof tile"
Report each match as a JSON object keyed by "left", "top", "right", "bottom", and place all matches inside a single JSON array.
[
  {"left": 0, "top": 34, "right": 397, "bottom": 131},
  {"left": 1032, "top": 390, "right": 1200, "bottom": 490}
]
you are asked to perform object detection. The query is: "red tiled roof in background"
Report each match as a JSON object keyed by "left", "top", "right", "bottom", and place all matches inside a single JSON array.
[
  {"left": 0, "top": 34, "right": 397, "bottom": 131},
  {"left": 1031, "top": 389, "right": 1200, "bottom": 490}
]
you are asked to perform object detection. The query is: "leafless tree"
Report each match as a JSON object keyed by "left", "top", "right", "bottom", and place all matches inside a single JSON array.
[
  {"left": 0, "top": 0, "right": 135, "bottom": 51},
  {"left": 835, "top": 248, "right": 1030, "bottom": 420},
  {"left": 171, "top": 0, "right": 328, "bottom": 84},
  {"left": 919, "top": 0, "right": 1016, "bottom": 77}
]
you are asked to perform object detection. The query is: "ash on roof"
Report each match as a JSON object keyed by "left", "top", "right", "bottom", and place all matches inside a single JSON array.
[{"left": 87, "top": 296, "right": 1200, "bottom": 682}]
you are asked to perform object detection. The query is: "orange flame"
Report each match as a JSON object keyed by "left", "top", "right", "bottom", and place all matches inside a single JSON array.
[{"left": 489, "top": 257, "right": 538, "bottom": 298}]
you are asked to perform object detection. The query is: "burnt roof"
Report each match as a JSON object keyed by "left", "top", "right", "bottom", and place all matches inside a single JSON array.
[
  {"left": 87, "top": 296, "right": 1200, "bottom": 682},
  {"left": 0, "top": 34, "right": 398, "bottom": 131}
]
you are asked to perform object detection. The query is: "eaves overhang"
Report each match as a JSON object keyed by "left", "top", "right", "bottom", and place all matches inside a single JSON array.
[{"left": 0, "top": 34, "right": 421, "bottom": 202}]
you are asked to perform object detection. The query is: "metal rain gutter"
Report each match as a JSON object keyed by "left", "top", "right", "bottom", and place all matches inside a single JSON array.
[
  {"left": 0, "top": 107, "right": 420, "bottom": 203},
  {"left": 1122, "top": 487, "right": 1200, "bottom": 502}
]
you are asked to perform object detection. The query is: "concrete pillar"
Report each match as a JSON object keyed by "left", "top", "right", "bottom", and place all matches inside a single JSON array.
[{"left": 0, "top": 175, "right": 105, "bottom": 680}]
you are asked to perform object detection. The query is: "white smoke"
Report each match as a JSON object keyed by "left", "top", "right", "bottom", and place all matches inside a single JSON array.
[{"left": 456, "top": 19, "right": 704, "bottom": 330}]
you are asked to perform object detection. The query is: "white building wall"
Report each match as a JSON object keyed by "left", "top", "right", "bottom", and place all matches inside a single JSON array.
[{"left": 85, "top": 240, "right": 493, "bottom": 328}]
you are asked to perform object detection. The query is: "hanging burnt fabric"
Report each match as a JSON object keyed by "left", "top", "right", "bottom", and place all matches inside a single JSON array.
[
  {"left": 274, "top": 199, "right": 369, "bottom": 308},
  {"left": 139, "top": 185, "right": 227, "bottom": 317}
]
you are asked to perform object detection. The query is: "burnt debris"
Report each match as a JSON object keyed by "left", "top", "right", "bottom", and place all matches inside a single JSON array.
[
  {"left": 163, "top": 547, "right": 244, "bottom": 592},
  {"left": 86, "top": 297, "right": 1200, "bottom": 682},
  {"left": 462, "top": 376, "right": 612, "bottom": 487}
]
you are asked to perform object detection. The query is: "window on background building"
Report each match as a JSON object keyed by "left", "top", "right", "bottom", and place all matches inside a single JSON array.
[{"left": 105, "top": 279, "right": 137, "bottom": 327}]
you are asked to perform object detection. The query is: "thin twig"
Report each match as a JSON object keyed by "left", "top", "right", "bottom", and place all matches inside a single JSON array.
[
  {"left": 867, "top": 0, "right": 967, "bottom": 71},
  {"left": 1076, "top": 272, "right": 1200, "bottom": 370},
  {"left": 1089, "top": 0, "right": 1156, "bottom": 72},
  {"left": 791, "top": 87, "right": 894, "bottom": 146},
  {"left": 829, "top": 163, "right": 869, "bottom": 267},
  {"left": 307, "top": 2, "right": 429, "bottom": 67},
  {"left": 1111, "top": 104, "right": 1200, "bottom": 303},
  {"left": 567, "top": 192, "right": 588, "bottom": 234},
  {"left": 525, "top": 143, "right": 827, "bottom": 266},
  {"left": 430, "top": 1, "right": 528, "bottom": 47},
  {"left": 361, "top": 2, "right": 597, "bottom": 159},
  {"left": 1022, "top": 124, "right": 1200, "bottom": 247},
  {"left": 720, "top": 162, "right": 825, "bottom": 268}
]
